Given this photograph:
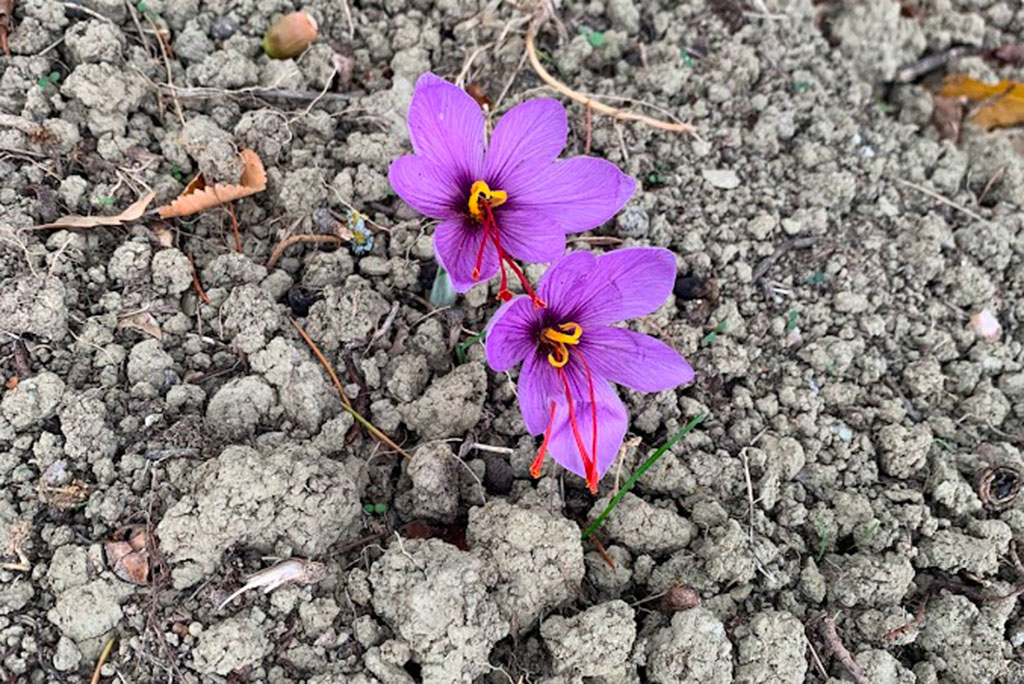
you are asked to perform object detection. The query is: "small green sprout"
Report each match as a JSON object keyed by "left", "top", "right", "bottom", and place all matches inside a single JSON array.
[
  {"left": 577, "top": 25, "right": 606, "bottom": 48},
  {"left": 785, "top": 311, "right": 799, "bottom": 333},
  {"left": 582, "top": 412, "right": 706, "bottom": 540},
  {"left": 680, "top": 50, "right": 695, "bottom": 68},
  {"left": 854, "top": 520, "right": 880, "bottom": 548},
  {"left": 806, "top": 270, "right": 825, "bottom": 285},
  {"left": 363, "top": 502, "right": 388, "bottom": 515},
  {"left": 792, "top": 80, "right": 812, "bottom": 93},
  {"left": 455, "top": 329, "right": 486, "bottom": 365},
  {"left": 96, "top": 196, "right": 116, "bottom": 207},
  {"left": 814, "top": 513, "right": 830, "bottom": 561},
  {"left": 136, "top": 1, "right": 149, "bottom": 14},
  {"left": 170, "top": 166, "right": 183, "bottom": 182},
  {"left": 37, "top": 71, "right": 61, "bottom": 89},
  {"left": 702, "top": 319, "right": 727, "bottom": 346},
  {"left": 646, "top": 171, "right": 667, "bottom": 186}
]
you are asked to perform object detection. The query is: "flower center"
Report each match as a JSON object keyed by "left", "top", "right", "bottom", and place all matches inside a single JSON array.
[
  {"left": 468, "top": 179, "right": 544, "bottom": 308},
  {"left": 540, "top": 322, "right": 582, "bottom": 368},
  {"left": 467, "top": 180, "right": 507, "bottom": 221},
  {"left": 531, "top": 321, "right": 600, "bottom": 494}
]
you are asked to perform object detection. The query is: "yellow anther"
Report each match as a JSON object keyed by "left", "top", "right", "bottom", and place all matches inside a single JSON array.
[
  {"left": 468, "top": 180, "right": 507, "bottom": 220},
  {"left": 541, "top": 322, "right": 583, "bottom": 368}
]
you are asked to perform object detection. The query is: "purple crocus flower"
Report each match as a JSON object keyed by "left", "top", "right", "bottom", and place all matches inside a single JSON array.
[
  {"left": 388, "top": 73, "right": 636, "bottom": 303},
  {"left": 485, "top": 247, "right": 694, "bottom": 492}
]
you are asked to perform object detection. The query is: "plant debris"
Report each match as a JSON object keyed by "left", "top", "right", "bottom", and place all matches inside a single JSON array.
[
  {"left": 156, "top": 149, "right": 266, "bottom": 218},
  {"left": 105, "top": 525, "right": 158, "bottom": 585},
  {"left": 938, "top": 75, "right": 1024, "bottom": 130},
  {"left": 30, "top": 192, "right": 155, "bottom": 230},
  {"left": 218, "top": 558, "right": 326, "bottom": 609}
]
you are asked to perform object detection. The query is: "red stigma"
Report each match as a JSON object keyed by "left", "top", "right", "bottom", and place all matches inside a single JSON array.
[
  {"left": 530, "top": 401, "right": 557, "bottom": 479},
  {"left": 557, "top": 366, "right": 599, "bottom": 494},
  {"left": 470, "top": 200, "right": 546, "bottom": 308}
]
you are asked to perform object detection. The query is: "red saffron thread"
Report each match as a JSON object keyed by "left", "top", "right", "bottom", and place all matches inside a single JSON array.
[
  {"left": 558, "top": 366, "right": 598, "bottom": 493},
  {"left": 470, "top": 199, "right": 546, "bottom": 307},
  {"left": 531, "top": 401, "right": 557, "bottom": 478}
]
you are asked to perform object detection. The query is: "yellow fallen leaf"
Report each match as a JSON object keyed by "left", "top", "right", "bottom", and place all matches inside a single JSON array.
[
  {"left": 938, "top": 75, "right": 1024, "bottom": 130},
  {"left": 156, "top": 149, "right": 267, "bottom": 218},
  {"left": 31, "top": 192, "right": 155, "bottom": 230}
]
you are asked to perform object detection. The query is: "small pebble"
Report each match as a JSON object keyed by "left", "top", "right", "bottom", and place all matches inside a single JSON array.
[{"left": 210, "top": 17, "right": 238, "bottom": 40}]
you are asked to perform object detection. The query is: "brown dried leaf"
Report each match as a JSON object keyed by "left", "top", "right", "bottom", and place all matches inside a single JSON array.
[
  {"left": 938, "top": 75, "right": 1024, "bottom": 130},
  {"left": 31, "top": 192, "right": 155, "bottom": 230},
  {"left": 932, "top": 95, "right": 966, "bottom": 141},
  {"left": 105, "top": 525, "right": 155, "bottom": 585},
  {"left": 156, "top": 149, "right": 267, "bottom": 218},
  {"left": 150, "top": 221, "right": 175, "bottom": 247},
  {"left": 38, "top": 480, "right": 90, "bottom": 510},
  {"left": 117, "top": 311, "right": 162, "bottom": 340}
]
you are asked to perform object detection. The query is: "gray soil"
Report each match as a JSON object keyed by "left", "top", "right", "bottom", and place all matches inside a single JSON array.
[{"left": 1, "top": 0, "right": 1024, "bottom": 682}]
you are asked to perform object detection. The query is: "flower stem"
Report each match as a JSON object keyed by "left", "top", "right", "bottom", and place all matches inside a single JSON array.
[{"left": 580, "top": 412, "right": 707, "bottom": 541}]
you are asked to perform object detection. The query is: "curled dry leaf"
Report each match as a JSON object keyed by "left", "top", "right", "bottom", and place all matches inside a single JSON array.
[
  {"left": 38, "top": 479, "right": 90, "bottom": 510},
  {"left": 156, "top": 149, "right": 266, "bottom": 218},
  {"left": 932, "top": 95, "right": 966, "bottom": 141},
  {"left": 938, "top": 75, "right": 1024, "bottom": 130},
  {"left": 105, "top": 525, "right": 156, "bottom": 585},
  {"left": 31, "top": 192, "right": 155, "bottom": 231},
  {"left": 117, "top": 311, "right": 162, "bottom": 340}
]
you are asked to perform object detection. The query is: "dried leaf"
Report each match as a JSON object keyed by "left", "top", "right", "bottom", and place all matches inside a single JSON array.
[
  {"left": 938, "top": 75, "right": 1024, "bottom": 130},
  {"left": 150, "top": 221, "right": 175, "bottom": 247},
  {"left": 932, "top": 95, "right": 966, "bottom": 141},
  {"left": 4, "top": 376, "right": 17, "bottom": 390},
  {"left": 105, "top": 525, "right": 156, "bottom": 585},
  {"left": 117, "top": 311, "right": 162, "bottom": 340},
  {"left": 31, "top": 192, "right": 155, "bottom": 230},
  {"left": 38, "top": 480, "right": 90, "bottom": 509},
  {"left": 156, "top": 149, "right": 266, "bottom": 218}
]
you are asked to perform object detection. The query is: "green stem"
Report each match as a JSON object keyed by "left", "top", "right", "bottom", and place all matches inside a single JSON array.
[{"left": 580, "top": 412, "right": 707, "bottom": 541}]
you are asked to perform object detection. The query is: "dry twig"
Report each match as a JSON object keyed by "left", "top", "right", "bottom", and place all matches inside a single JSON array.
[
  {"left": 90, "top": 636, "right": 116, "bottom": 684},
  {"left": 818, "top": 616, "right": 872, "bottom": 684},
  {"left": 187, "top": 251, "right": 210, "bottom": 305},
  {"left": 266, "top": 234, "right": 342, "bottom": 269},
  {"left": 525, "top": 22, "right": 694, "bottom": 136},
  {"left": 290, "top": 319, "right": 410, "bottom": 457},
  {"left": 0, "top": 0, "right": 13, "bottom": 58}
]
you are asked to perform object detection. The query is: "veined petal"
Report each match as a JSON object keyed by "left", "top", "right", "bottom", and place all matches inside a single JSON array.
[
  {"left": 494, "top": 208, "right": 567, "bottom": 264},
  {"left": 433, "top": 217, "right": 497, "bottom": 292},
  {"left": 407, "top": 73, "right": 484, "bottom": 185},
  {"left": 388, "top": 155, "right": 462, "bottom": 219},
  {"left": 485, "top": 297, "right": 540, "bottom": 371},
  {"left": 581, "top": 326, "right": 694, "bottom": 392},
  {"left": 517, "top": 351, "right": 561, "bottom": 434},
  {"left": 504, "top": 157, "right": 635, "bottom": 234},
  {"left": 485, "top": 99, "right": 567, "bottom": 192},
  {"left": 547, "top": 380, "right": 627, "bottom": 481},
  {"left": 543, "top": 248, "right": 676, "bottom": 326}
]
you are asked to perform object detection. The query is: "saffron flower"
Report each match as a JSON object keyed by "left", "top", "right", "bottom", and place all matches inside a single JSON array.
[
  {"left": 388, "top": 73, "right": 636, "bottom": 303},
  {"left": 485, "top": 248, "right": 694, "bottom": 492}
]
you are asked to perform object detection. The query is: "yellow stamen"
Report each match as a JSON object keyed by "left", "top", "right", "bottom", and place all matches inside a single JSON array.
[
  {"left": 541, "top": 322, "right": 582, "bottom": 368},
  {"left": 468, "top": 180, "right": 507, "bottom": 221}
]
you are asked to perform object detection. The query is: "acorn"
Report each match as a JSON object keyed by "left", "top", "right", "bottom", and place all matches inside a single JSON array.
[{"left": 263, "top": 11, "right": 318, "bottom": 59}]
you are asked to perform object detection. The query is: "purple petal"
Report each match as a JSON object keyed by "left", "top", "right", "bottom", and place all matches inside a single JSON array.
[
  {"left": 485, "top": 99, "right": 567, "bottom": 192},
  {"left": 388, "top": 155, "right": 462, "bottom": 219},
  {"left": 538, "top": 248, "right": 676, "bottom": 326},
  {"left": 407, "top": 73, "right": 484, "bottom": 187},
  {"left": 434, "top": 217, "right": 497, "bottom": 292},
  {"left": 502, "top": 158, "right": 635, "bottom": 234},
  {"left": 494, "top": 208, "right": 567, "bottom": 264},
  {"left": 485, "top": 297, "right": 540, "bottom": 371},
  {"left": 517, "top": 351, "right": 561, "bottom": 434},
  {"left": 581, "top": 326, "right": 694, "bottom": 392},
  {"left": 547, "top": 381, "right": 627, "bottom": 481}
]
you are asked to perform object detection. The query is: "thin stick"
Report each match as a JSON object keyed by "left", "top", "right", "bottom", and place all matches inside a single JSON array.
[
  {"left": 581, "top": 412, "right": 706, "bottom": 540},
  {"left": 290, "top": 319, "right": 410, "bottom": 458},
  {"left": 893, "top": 177, "right": 992, "bottom": 225},
  {"left": 819, "top": 616, "right": 872, "bottom": 684},
  {"left": 584, "top": 100, "right": 592, "bottom": 155},
  {"left": 90, "top": 635, "right": 116, "bottom": 684},
  {"left": 338, "top": 0, "right": 354, "bottom": 40},
  {"left": 525, "top": 23, "right": 694, "bottom": 136},
  {"left": 145, "top": 14, "right": 185, "bottom": 126},
  {"left": 266, "top": 234, "right": 342, "bottom": 269},
  {"left": 227, "top": 203, "right": 241, "bottom": 253},
  {"left": 188, "top": 251, "right": 210, "bottom": 304}
]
